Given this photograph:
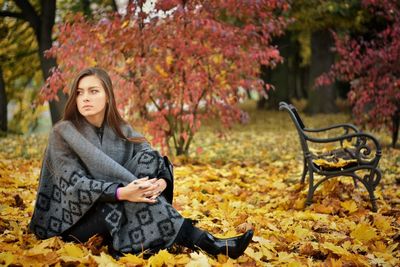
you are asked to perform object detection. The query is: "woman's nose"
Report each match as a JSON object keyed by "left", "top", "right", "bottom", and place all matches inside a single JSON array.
[{"left": 82, "top": 92, "right": 90, "bottom": 102}]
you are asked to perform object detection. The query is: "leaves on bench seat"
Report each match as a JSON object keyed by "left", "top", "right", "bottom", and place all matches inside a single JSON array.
[{"left": 311, "top": 146, "right": 358, "bottom": 170}]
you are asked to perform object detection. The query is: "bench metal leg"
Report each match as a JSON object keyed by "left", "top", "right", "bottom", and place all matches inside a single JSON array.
[
  {"left": 368, "top": 191, "right": 378, "bottom": 212},
  {"left": 364, "top": 169, "right": 381, "bottom": 212},
  {"left": 301, "top": 158, "right": 307, "bottom": 184},
  {"left": 305, "top": 170, "right": 315, "bottom": 207}
]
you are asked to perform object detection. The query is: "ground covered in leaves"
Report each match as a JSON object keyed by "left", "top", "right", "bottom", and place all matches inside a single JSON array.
[{"left": 0, "top": 108, "right": 399, "bottom": 266}]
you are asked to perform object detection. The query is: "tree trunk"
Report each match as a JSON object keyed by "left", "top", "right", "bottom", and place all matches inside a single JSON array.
[
  {"left": 258, "top": 35, "right": 292, "bottom": 109},
  {"left": 37, "top": 30, "right": 67, "bottom": 125},
  {"left": 305, "top": 30, "right": 338, "bottom": 114},
  {"left": 293, "top": 53, "right": 309, "bottom": 100},
  {"left": 0, "top": 67, "right": 7, "bottom": 133},
  {"left": 258, "top": 33, "right": 307, "bottom": 109},
  {"left": 11, "top": 0, "right": 66, "bottom": 125},
  {"left": 259, "top": 64, "right": 291, "bottom": 110},
  {"left": 37, "top": 0, "right": 67, "bottom": 124}
]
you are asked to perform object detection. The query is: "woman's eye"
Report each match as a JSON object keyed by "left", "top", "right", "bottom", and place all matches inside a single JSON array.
[
  {"left": 77, "top": 91, "right": 82, "bottom": 95},
  {"left": 91, "top": 90, "right": 99, "bottom": 94}
]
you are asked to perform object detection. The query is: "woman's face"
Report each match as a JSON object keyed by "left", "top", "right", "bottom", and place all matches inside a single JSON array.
[{"left": 76, "top": 75, "right": 108, "bottom": 127}]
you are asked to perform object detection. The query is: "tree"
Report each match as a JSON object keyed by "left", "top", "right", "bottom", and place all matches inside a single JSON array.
[
  {"left": 43, "top": 0, "right": 288, "bottom": 155},
  {"left": 317, "top": 0, "right": 400, "bottom": 147},
  {"left": 0, "top": 12, "right": 43, "bottom": 134},
  {"left": 286, "top": 0, "right": 368, "bottom": 114},
  {"left": 0, "top": 0, "right": 67, "bottom": 124}
]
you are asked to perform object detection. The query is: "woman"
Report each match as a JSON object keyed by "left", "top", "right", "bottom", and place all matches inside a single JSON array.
[{"left": 29, "top": 67, "right": 253, "bottom": 259}]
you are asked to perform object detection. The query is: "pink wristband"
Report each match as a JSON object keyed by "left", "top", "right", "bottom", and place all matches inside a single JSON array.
[{"left": 115, "top": 187, "right": 121, "bottom": 201}]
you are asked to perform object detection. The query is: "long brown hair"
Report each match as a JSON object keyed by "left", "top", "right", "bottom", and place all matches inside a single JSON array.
[{"left": 63, "top": 67, "right": 145, "bottom": 142}]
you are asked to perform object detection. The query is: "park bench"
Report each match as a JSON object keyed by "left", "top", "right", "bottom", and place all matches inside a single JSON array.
[{"left": 279, "top": 101, "right": 382, "bottom": 211}]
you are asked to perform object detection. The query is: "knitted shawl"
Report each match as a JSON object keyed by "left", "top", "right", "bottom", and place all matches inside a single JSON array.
[{"left": 29, "top": 119, "right": 184, "bottom": 254}]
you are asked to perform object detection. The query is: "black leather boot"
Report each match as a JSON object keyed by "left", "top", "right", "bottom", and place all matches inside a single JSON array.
[{"left": 195, "top": 230, "right": 254, "bottom": 259}]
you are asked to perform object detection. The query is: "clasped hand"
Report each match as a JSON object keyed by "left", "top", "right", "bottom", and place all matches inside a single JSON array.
[{"left": 118, "top": 177, "right": 167, "bottom": 203}]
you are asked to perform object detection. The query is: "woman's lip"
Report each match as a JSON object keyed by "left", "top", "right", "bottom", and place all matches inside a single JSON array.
[{"left": 82, "top": 105, "right": 93, "bottom": 108}]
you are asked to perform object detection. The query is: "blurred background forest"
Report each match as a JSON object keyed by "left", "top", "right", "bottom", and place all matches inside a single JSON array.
[{"left": 0, "top": 0, "right": 399, "bottom": 155}]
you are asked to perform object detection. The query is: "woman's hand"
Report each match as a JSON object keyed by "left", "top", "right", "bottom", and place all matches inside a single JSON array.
[
  {"left": 117, "top": 177, "right": 166, "bottom": 203},
  {"left": 154, "top": 178, "right": 167, "bottom": 194}
]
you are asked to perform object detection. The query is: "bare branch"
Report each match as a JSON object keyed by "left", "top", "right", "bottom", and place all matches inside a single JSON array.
[{"left": 0, "top": 11, "right": 26, "bottom": 20}]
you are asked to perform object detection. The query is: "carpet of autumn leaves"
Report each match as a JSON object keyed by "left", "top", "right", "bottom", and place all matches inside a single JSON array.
[{"left": 0, "top": 106, "right": 399, "bottom": 266}]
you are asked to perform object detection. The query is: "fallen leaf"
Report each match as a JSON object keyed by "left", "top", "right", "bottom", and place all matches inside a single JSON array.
[
  {"left": 0, "top": 252, "right": 14, "bottom": 266},
  {"left": 341, "top": 200, "right": 358, "bottom": 213},
  {"left": 187, "top": 252, "right": 211, "bottom": 267},
  {"left": 147, "top": 249, "right": 175, "bottom": 267},
  {"left": 351, "top": 223, "right": 377, "bottom": 244}
]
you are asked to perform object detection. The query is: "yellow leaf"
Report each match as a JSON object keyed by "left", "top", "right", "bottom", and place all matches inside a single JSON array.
[
  {"left": 252, "top": 236, "right": 276, "bottom": 251},
  {"left": 244, "top": 247, "right": 263, "bottom": 261},
  {"left": 186, "top": 252, "right": 211, "bottom": 267},
  {"left": 211, "top": 54, "right": 223, "bottom": 65},
  {"left": 325, "top": 258, "right": 344, "bottom": 267},
  {"left": 0, "top": 252, "right": 14, "bottom": 266},
  {"left": 373, "top": 214, "right": 392, "bottom": 232},
  {"left": 350, "top": 223, "right": 377, "bottom": 243},
  {"left": 126, "top": 57, "right": 134, "bottom": 64},
  {"left": 277, "top": 252, "right": 295, "bottom": 263},
  {"left": 342, "top": 139, "right": 354, "bottom": 149},
  {"left": 119, "top": 253, "right": 146, "bottom": 265},
  {"left": 293, "top": 225, "right": 310, "bottom": 239},
  {"left": 165, "top": 55, "right": 173, "bottom": 67},
  {"left": 58, "top": 243, "right": 86, "bottom": 258},
  {"left": 322, "top": 242, "right": 351, "bottom": 256},
  {"left": 174, "top": 254, "right": 191, "bottom": 265},
  {"left": 92, "top": 252, "right": 120, "bottom": 267},
  {"left": 155, "top": 64, "right": 168, "bottom": 78},
  {"left": 31, "top": 237, "right": 63, "bottom": 252},
  {"left": 260, "top": 246, "right": 275, "bottom": 260},
  {"left": 251, "top": 236, "right": 276, "bottom": 260},
  {"left": 372, "top": 241, "right": 387, "bottom": 252},
  {"left": 293, "top": 198, "right": 305, "bottom": 210},
  {"left": 147, "top": 249, "right": 175, "bottom": 267},
  {"left": 122, "top": 20, "right": 130, "bottom": 28},
  {"left": 266, "top": 223, "right": 280, "bottom": 232},
  {"left": 96, "top": 33, "right": 105, "bottom": 44},
  {"left": 313, "top": 158, "right": 357, "bottom": 168},
  {"left": 341, "top": 200, "right": 358, "bottom": 213},
  {"left": 288, "top": 262, "right": 304, "bottom": 267},
  {"left": 313, "top": 203, "right": 334, "bottom": 214},
  {"left": 84, "top": 56, "right": 97, "bottom": 66}
]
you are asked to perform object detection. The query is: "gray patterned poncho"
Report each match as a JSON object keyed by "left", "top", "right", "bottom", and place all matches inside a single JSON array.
[{"left": 29, "top": 119, "right": 184, "bottom": 254}]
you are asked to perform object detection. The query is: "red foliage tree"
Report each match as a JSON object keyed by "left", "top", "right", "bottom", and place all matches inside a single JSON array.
[
  {"left": 42, "top": 0, "right": 288, "bottom": 155},
  {"left": 317, "top": 0, "right": 400, "bottom": 147}
]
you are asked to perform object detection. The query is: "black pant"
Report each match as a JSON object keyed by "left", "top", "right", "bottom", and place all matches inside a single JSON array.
[
  {"left": 61, "top": 203, "right": 203, "bottom": 252},
  {"left": 61, "top": 203, "right": 111, "bottom": 243}
]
